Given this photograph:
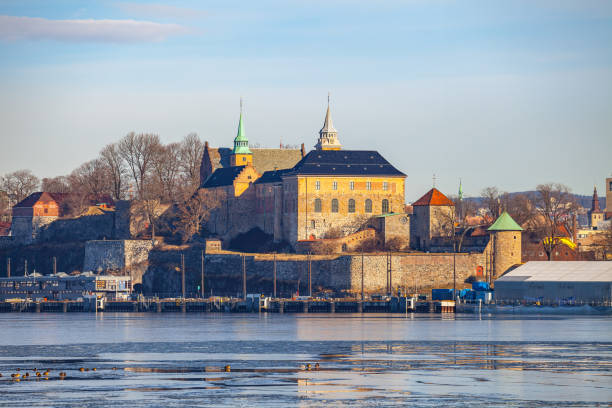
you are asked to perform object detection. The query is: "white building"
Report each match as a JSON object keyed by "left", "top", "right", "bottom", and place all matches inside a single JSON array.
[
  {"left": 0, "top": 272, "right": 132, "bottom": 301},
  {"left": 494, "top": 261, "right": 612, "bottom": 304}
]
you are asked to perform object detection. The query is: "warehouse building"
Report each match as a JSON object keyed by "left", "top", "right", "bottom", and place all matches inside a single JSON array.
[{"left": 494, "top": 261, "right": 612, "bottom": 304}]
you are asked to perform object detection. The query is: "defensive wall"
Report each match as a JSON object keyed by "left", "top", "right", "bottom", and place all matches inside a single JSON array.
[
  {"left": 38, "top": 213, "right": 115, "bottom": 242},
  {"left": 139, "top": 248, "right": 485, "bottom": 297}
]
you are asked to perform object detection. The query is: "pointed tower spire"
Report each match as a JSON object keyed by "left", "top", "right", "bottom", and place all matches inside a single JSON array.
[
  {"left": 231, "top": 97, "right": 252, "bottom": 166},
  {"left": 592, "top": 185, "right": 601, "bottom": 212},
  {"left": 315, "top": 92, "right": 341, "bottom": 150}
]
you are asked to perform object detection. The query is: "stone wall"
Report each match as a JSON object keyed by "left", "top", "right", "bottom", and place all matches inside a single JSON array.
[
  {"left": 83, "top": 239, "right": 153, "bottom": 283},
  {"left": 38, "top": 213, "right": 114, "bottom": 242},
  {"left": 140, "top": 249, "right": 486, "bottom": 298},
  {"left": 294, "top": 228, "right": 377, "bottom": 254},
  {"left": 347, "top": 252, "right": 485, "bottom": 294},
  {"left": 10, "top": 215, "right": 59, "bottom": 244}
]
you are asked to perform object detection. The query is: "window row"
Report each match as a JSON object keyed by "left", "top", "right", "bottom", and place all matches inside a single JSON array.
[
  {"left": 314, "top": 180, "right": 389, "bottom": 191},
  {"left": 314, "top": 198, "right": 390, "bottom": 214}
]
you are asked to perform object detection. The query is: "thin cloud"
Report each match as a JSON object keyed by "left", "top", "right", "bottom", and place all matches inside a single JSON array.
[
  {"left": 0, "top": 15, "right": 187, "bottom": 43},
  {"left": 116, "top": 2, "right": 207, "bottom": 19}
]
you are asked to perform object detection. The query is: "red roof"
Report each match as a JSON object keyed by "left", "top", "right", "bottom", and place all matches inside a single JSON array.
[{"left": 412, "top": 188, "right": 454, "bottom": 206}]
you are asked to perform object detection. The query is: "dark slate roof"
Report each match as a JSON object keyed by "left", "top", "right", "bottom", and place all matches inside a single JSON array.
[
  {"left": 286, "top": 150, "right": 405, "bottom": 177},
  {"left": 14, "top": 192, "right": 67, "bottom": 208},
  {"left": 255, "top": 169, "right": 292, "bottom": 184},
  {"left": 202, "top": 166, "right": 246, "bottom": 188}
]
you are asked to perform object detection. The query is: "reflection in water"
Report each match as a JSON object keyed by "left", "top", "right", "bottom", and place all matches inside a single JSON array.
[{"left": 0, "top": 314, "right": 610, "bottom": 407}]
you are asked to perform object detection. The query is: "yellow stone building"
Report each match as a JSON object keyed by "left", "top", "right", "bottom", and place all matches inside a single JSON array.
[{"left": 201, "top": 101, "right": 407, "bottom": 245}]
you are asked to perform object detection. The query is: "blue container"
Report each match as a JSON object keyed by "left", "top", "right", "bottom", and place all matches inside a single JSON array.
[
  {"left": 472, "top": 281, "right": 490, "bottom": 291},
  {"left": 459, "top": 289, "right": 475, "bottom": 300},
  {"left": 432, "top": 289, "right": 454, "bottom": 301}
]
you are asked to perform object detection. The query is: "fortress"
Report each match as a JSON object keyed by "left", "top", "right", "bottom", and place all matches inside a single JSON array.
[
  {"left": 192, "top": 99, "right": 522, "bottom": 287},
  {"left": 198, "top": 101, "right": 406, "bottom": 246},
  {"left": 1, "top": 100, "right": 524, "bottom": 295}
]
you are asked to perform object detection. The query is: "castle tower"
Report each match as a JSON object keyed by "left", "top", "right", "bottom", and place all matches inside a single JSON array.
[
  {"left": 411, "top": 188, "right": 454, "bottom": 251},
  {"left": 315, "top": 95, "right": 341, "bottom": 151},
  {"left": 487, "top": 211, "right": 522, "bottom": 279},
  {"left": 230, "top": 100, "right": 253, "bottom": 167},
  {"left": 589, "top": 185, "right": 604, "bottom": 229}
]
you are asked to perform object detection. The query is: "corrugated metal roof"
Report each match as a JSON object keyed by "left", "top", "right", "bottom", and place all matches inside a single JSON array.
[{"left": 496, "top": 261, "right": 612, "bottom": 282}]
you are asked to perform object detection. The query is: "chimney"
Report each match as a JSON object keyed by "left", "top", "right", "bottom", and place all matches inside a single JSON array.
[{"left": 301, "top": 143, "right": 306, "bottom": 157}]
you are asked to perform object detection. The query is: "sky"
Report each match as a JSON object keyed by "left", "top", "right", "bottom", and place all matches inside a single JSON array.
[{"left": 0, "top": 0, "right": 611, "bottom": 202}]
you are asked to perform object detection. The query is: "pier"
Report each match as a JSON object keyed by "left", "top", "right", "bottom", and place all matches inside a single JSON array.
[{"left": 0, "top": 297, "right": 455, "bottom": 314}]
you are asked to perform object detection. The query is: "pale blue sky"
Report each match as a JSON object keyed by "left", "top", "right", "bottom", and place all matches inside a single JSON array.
[{"left": 0, "top": 0, "right": 611, "bottom": 201}]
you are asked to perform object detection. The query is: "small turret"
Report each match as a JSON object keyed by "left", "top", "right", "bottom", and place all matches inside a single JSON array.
[{"left": 488, "top": 211, "right": 523, "bottom": 279}]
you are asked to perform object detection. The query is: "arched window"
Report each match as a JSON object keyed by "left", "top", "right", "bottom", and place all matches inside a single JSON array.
[
  {"left": 382, "top": 199, "right": 389, "bottom": 213},
  {"left": 314, "top": 198, "right": 322, "bottom": 212},
  {"left": 365, "top": 199, "right": 372, "bottom": 213},
  {"left": 348, "top": 199, "right": 355, "bottom": 213},
  {"left": 331, "top": 199, "right": 339, "bottom": 213}
]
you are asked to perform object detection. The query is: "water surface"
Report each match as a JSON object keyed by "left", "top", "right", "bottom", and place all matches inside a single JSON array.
[{"left": 1, "top": 313, "right": 610, "bottom": 407}]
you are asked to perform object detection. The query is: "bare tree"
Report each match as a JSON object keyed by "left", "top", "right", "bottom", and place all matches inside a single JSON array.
[
  {"left": 178, "top": 133, "right": 204, "bottom": 191},
  {"left": 42, "top": 176, "right": 71, "bottom": 193},
  {"left": 0, "top": 169, "right": 39, "bottom": 205},
  {"left": 435, "top": 197, "right": 483, "bottom": 252},
  {"left": 591, "top": 222, "right": 612, "bottom": 260},
  {"left": 0, "top": 190, "right": 10, "bottom": 222},
  {"left": 535, "top": 183, "right": 578, "bottom": 260},
  {"left": 151, "top": 142, "right": 183, "bottom": 203},
  {"left": 173, "top": 188, "right": 221, "bottom": 243},
  {"left": 118, "top": 133, "right": 161, "bottom": 198},
  {"left": 100, "top": 143, "right": 127, "bottom": 201},
  {"left": 70, "top": 159, "right": 112, "bottom": 200},
  {"left": 64, "top": 159, "right": 112, "bottom": 215},
  {"left": 481, "top": 186, "right": 502, "bottom": 219},
  {"left": 504, "top": 193, "right": 537, "bottom": 230}
]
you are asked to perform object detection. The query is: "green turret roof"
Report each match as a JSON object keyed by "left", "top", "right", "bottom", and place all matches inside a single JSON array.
[
  {"left": 232, "top": 112, "right": 252, "bottom": 154},
  {"left": 488, "top": 211, "right": 523, "bottom": 231}
]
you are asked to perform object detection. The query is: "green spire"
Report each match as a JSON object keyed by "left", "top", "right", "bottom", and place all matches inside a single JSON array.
[
  {"left": 232, "top": 99, "right": 252, "bottom": 154},
  {"left": 488, "top": 211, "right": 523, "bottom": 231},
  {"left": 458, "top": 178, "right": 463, "bottom": 201}
]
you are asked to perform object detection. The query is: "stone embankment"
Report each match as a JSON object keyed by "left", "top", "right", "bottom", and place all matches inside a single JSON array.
[{"left": 141, "top": 247, "right": 484, "bottom": 297}]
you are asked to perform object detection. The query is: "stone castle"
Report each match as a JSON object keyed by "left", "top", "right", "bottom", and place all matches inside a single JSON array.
[
  {"left": 195, "top": 100, "right": 523, "bottom": 281},
  {"left": 1, "top": 100, "right": 526, "bottom": 295},
  {"left": 199, "top": 101, "right": 406, "bottom": 246}
]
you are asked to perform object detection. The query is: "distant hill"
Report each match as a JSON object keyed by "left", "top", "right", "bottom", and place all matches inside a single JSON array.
[{"left": 464, "top": 191, "right": 605, "bottom": 210}]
